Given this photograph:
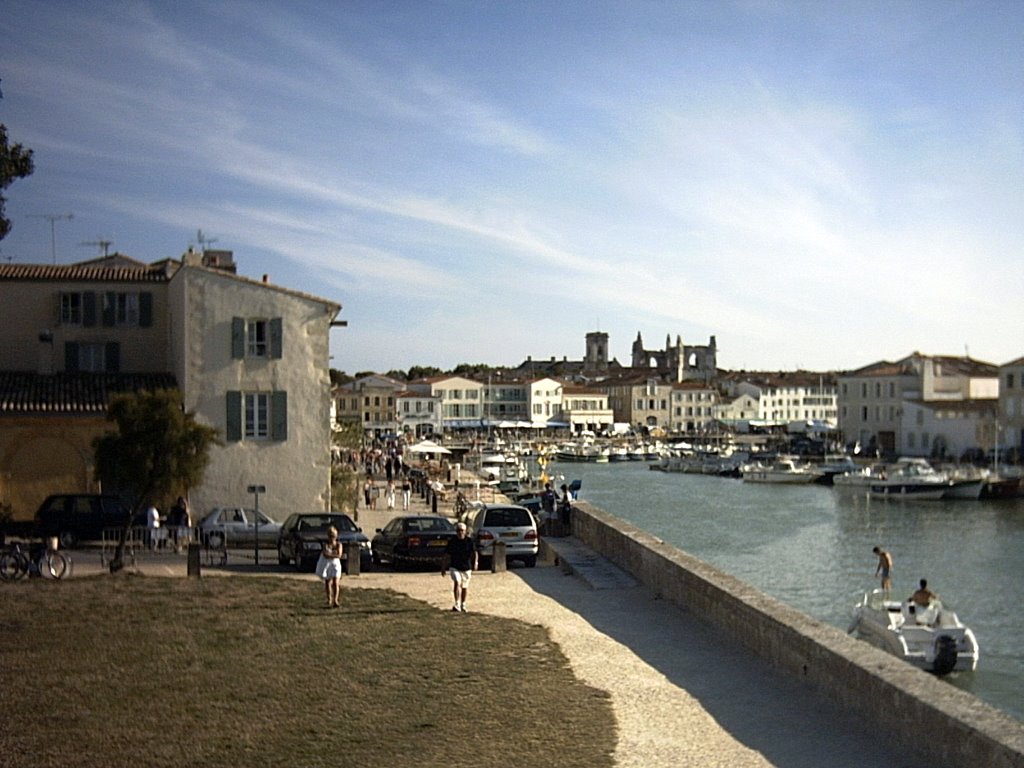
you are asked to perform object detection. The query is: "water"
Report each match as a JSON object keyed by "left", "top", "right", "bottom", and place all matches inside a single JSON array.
[{"left": 548, "top": 460, "right": 1024, "bottom": 722}]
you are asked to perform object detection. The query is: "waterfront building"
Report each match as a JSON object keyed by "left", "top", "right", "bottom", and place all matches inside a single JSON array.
[
  {"left": 899, "top": 398, "right": 998, "bottom": 460},
  {"left": 332, "top": 374, "right": 405, "bottom": 438},
  {"left": 409, "top": 375, "right": 484, "bottom": 430},
  {"left": 713, "top": 392, "right": 760, "bottom": 431},
  {"left": 560, "top": 384, "right": 614, "bottom": 434},
  {"left": 395, "top": 390, "right": 442, "bottom": 438},
  {"left": 527, "top": 377, "right": 564, "bottom": 428},
  {"left": 669, "top": 381, "right": 720, "bottom": 434},
  {"left": 0, "top": 250, "right": 341, "bottom": 522},
  {"left": 601, "top": 376, "right": 673, "bottom": 432},
  {"left": 998, "top": 358, "right": 1024, "bottom": 460},
  {"left": 837, "top": 353, "right": 998, "bottom": 458}
]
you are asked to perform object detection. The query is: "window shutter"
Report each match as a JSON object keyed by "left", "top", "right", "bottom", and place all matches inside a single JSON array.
[
  {"left": 226, "top": 391, "right": 242, "bottom": 441},
  {"left": 231, "top": 317, "right": 245, "bottom": 359},
  {"left": 64, "top": 342, "right": 80, "bottom": 372},
  {"left": 105, "top": 342, "right": 120, "bottom": 372},
  {"left": 139, "top": 292, "right": 153, "bottom": 327},
  {"left": 83, "top": 292, "right": 97, "bottom": 327},
  {"left": 102, "top": 292, "right": 116, "bottom": 326},
  {"left": 270, "top": 317, "right": 283, "bottom": 359},
  {"left": 272, "top": 391, "right": 288, "bottom": 440}
]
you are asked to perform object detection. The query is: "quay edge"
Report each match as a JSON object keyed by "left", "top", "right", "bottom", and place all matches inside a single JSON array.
[{"left": 562, "top": 501, "right": 1024, "bottom": 768}]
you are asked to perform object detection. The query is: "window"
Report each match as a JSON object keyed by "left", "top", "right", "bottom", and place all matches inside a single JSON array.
[
  {"left": 101, "top": 292, "right": 152, "bottom": 327},
  {"left": 226, "top": 391, "right": 287, "bottom": 441},
  {"left": 61, "top": 293, "right": 83, "bottom": 324},
  {"left": 64, "top": 341, "right": 119, "bottom": 372},
  {"left": 232, "top": 317, "right": 283, "bottom": 359}
]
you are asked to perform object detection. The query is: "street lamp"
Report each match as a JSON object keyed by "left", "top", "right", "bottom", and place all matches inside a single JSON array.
[{"left": 247, "top": 485, "right": 266, "bottom": 566}]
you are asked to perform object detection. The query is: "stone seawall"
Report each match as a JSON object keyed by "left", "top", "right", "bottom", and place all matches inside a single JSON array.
[{"left": 569, "top": 501, "right": 1024, "bottom": 767}]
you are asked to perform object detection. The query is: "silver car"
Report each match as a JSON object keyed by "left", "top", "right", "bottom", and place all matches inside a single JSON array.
[
  {"left": 464, "top": 504, "right": 539, "bottom": 567},
  {"left": 198, "top": 507, "right": 281, "bottom": 548}
]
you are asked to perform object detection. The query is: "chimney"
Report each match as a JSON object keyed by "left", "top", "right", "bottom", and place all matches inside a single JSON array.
[{"left": 262, "top": 274, "right": 269, "bottom": 283}]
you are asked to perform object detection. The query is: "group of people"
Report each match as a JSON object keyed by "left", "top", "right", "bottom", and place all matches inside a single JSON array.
[
  {"left": 873, "top": 545, "right": 938, "bottom": 606},
  {"left": 363, "top": 477, "right": 414, "bottom": 511},
  {"left": 145, "top": 496, "right": 192, "bottom": 552},
  {"left": 315, "top": 519, "right": 479, "bottom": 613},
  {"left": 539, "top": 482, "right": 573, "bottom": 536}
]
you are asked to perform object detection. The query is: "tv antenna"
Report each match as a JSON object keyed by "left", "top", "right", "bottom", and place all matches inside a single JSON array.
[
  {"left": 196, "top": 229, "right": 218, "bottom": 251},
  {"left": 79, "top": 238, "right": 114, "bottom": 257},
  {"left": 27, "top": 212, "right": 74, "bottom": 264}
]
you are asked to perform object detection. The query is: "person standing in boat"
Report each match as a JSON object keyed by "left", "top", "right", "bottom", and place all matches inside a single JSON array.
[{"left": 873, "top": 546, "right": 893, "bottom": 596}]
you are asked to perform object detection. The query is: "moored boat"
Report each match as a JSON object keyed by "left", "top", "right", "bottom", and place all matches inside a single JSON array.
[
  {"left": 742, "top": 458, "right": 824, "bottom": 484},
  {"left": 849, "top": 589, "right": 979, "bottom": 675}
]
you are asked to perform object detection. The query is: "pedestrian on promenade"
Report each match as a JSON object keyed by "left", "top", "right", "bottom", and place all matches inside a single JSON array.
[
  {"left": 167, "top": 495, "right": 191, "bottom": 553},
  {"left": 442, "top": 521, "right": 478, "bottom": 612},
  {"left": 316, "top": 526, "right": 343, "bottom": 608},
  {"left": 369, "top": 481, "right": 379, "bottom": 510},
  {"left": 146, "top": 502, "right": 161, "bottom": 550},
  {"left": 558, "top": 483, "right": 573, "bottom": 536},
  {"left": 385, "top": 479, "right": 396, "bottom": 510},
  {"left": 401, "top": 477, "right": 412, "bottom": 511},
  {"left": 873, "top": 546, "right": 893, "bottom": 596},
  {"left": 363, "top": 477, "right": 372, "bottom": 509},
  {"left": 540, "top": 483, "right": 556, "bottom": 536}
]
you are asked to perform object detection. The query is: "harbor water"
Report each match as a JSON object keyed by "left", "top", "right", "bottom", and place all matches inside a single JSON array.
[{"left": 547, "top": 459, "right": 1024, "bottom": 722}]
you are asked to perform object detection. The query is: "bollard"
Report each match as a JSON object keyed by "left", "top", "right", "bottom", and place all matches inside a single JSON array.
[
  {"left": 187, "top": 542, "right": 201, "bottom": 578},
  {"left": 345, "top": 542, "right": 361, "bottom": 576},
  {"left": 491, "top": 540, "right": 507, "bottom": 573}
]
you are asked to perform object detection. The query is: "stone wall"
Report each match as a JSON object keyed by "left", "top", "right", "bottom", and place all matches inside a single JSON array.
[{"left": 570, "top": 501, "right": 1024, "bottom": 767}]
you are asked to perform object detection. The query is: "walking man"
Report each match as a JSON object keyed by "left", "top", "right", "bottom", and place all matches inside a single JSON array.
[
  {"left": 873, "top": 546, "right": 893, "bottom": 596},
  {"left": 443, "top": 521, "right": 478, "bottom": 612}
]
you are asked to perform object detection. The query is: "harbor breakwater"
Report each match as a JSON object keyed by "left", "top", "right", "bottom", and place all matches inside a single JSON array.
[{"left": 565, "top": 500, "right": 1024, "bottom": 767}]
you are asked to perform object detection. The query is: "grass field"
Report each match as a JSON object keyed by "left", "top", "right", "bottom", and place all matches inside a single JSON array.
[{"left": 0, "top": 574, "right": 616, "bottom": 767}]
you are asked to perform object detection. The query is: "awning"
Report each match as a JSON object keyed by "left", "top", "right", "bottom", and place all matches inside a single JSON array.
[{"left": 407, "top": 439, "right": 452, "bottom": 455}]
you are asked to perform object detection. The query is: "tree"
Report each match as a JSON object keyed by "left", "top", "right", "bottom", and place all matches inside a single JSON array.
[
  {"left": 93, "top": 389, "right": 220, "bottom": 572},
  {"left": 1, "top": 84, "right": 35, "bottom": 240},
  {"left": 330, "top": 422, "right": 363, "bottom": 517}
]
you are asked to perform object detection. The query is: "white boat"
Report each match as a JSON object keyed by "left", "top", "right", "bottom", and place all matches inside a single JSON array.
[
  {"left": 832, "top": 465, "right": 886, "bottom": 489},
  {"left": 849, "top": 589, "right": 979, "bottom": 675},
  {"left": 868, "top": 458, "right": 950, "bottom": 500},
  {"left": 742, "top": 458, "right": 824, "bottom": 484}
]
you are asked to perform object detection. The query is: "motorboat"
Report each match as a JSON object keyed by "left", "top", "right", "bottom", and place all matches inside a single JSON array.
[
  {"left": 868, "top": 458, "right": 950, "bottom": 500},
  {"left": 849, "top": 589, "right": 979, "bottom": 675},
  {"left": 832, "top": 464, "right": 886, "bottom": 489},
  {"left": 742, "top": 458, "right": 824, "bottom": 484}
]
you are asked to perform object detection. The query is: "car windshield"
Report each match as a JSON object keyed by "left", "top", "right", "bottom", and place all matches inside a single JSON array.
[
  {"left": 406, "top": 517, "right": 455, "bottom": 532},
  {"left": 298, "top": 515, "right": 357, "bottom": 533},
  {"left": 484, "top": 508, "right": 532, "bottom": 527}
]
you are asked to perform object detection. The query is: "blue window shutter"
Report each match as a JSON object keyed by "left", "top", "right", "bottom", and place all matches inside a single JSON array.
[
  {"left": 270, "top": 317, "right": 283, "bottom": 359},
  {"left": 102, "top": 292, "right": 116, "bottom": 326},
  {"left": 226, "top": 391, "right": 242, "bottom": 441},
  {"left": 83, "top": 292, "right": 97, "bottom": 327},
  {"left": 272, "top": 391, "right": 288, "bottom": 440},
  {"left": 139, "top": 292, "right": 153, "bottom": 327},
  {"left": 231, "top": 317, "right": 245, "bottom": 359},
  {"left": 105, "top": 342, "right": 120, "bottom": 372},
  {"left": 64, "top": 342, "right": 79, "bottom": 372}
]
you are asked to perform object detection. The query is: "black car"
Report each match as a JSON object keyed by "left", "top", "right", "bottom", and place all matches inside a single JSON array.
[
  {"left": 276, "top": 513, "right": 371, "bottom": 572},
  {"left": 371, "top": 515, "right": 458, "bottom": 569},
  {"left": 34, "top": 494, "right": 132, "bottom": 548}
]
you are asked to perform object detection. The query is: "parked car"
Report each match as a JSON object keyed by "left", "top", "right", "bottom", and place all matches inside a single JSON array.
[
  {"left": 464, "top": 503, "right": 538, "bottom": 567},
  {"left": 198, "top": 507, "right": 281, "bottom": 549},
  {"left": 34, "top": 494, "right": 131, "bottom": 548},
  {"left": 277, "top": 513, "right": 371, "bottom": 572},
  {"left": 371, "top": 515, "right": 458, "bottom": 569}
]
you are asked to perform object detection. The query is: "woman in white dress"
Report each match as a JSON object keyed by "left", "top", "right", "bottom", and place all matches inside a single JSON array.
[{"left": 316, "top": 526, "right": 343, "bottom": 608}]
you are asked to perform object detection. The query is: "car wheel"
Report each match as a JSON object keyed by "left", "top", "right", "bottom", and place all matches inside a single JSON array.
[
  {"left": 294, "top": 554, "right": 306, "bottom": 572},
  {"left": 371, "top": 550, "right": 381, "bottom": 565},
  {"left": 523, "top": 555, "right": 537, "bottom": 568},
  {"left": 57, "top": 530, "right": 78, "bottom": 549},
  {"left": 207, "top": 532, "right": 224, "bottom": 550},
  {"left": 278, "top": 547, "right": 289, "bottom": 566}
]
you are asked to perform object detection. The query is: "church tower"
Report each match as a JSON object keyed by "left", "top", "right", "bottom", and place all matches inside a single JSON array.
[{"left": 584, "top": 331, "right": 609, "bottom": 373}]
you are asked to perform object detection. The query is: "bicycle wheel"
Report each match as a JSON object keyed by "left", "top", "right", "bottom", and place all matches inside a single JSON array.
[
  {"left": 42, "top": 550, "right": 72, "bottom": 580},
  {"left": 0, "top": 550, "right": 29, "bottom": 580}
]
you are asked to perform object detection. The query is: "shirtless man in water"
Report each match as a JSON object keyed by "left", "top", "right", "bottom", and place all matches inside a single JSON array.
[{"left": 873, "top": 546, "right": 893, "bottom": 596}]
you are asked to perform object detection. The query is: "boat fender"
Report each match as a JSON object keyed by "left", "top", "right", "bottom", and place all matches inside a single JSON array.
[{"left": 932, "top": 635, "right": 958, "bottom": 676}]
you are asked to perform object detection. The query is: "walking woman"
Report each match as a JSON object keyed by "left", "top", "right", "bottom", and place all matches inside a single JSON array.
[{"left": 316, "top": 526, "right": 344, "bottom": 608}]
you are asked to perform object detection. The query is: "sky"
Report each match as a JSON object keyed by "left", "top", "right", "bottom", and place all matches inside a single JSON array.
[{"left": 1, "top": 1, "right": 1022, "bottom": 375}]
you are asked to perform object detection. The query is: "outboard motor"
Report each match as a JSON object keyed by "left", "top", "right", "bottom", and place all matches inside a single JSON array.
[{"left": 932, "top": 635, "right": 958, "bottom": 675}]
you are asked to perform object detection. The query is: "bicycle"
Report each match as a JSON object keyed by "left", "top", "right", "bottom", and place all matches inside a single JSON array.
[{"left": 0, "top": 540, "right": 73, "bottom": 581}]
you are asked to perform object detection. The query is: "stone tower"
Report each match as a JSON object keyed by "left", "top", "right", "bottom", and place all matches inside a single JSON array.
[{"left": 584, "top": 331, "right": 609, "bottom": 373}]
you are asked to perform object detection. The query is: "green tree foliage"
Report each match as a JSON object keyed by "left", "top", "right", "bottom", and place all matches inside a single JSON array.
[
  {"left": 0, "top": 122, "right": 35, "bottom": 241},
  {"left": 406, "top": 365, "right": 442, "bottom": 380},
  {"left": 93, "top": 389, "right": 220, "bottom": 571},
  {"left": 330, "top": 422, "right": 363, "bottom": 515}
]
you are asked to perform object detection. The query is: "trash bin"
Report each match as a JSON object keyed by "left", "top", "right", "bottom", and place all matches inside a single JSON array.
[
  {"left": 187, "top": 542, "right": 201, "bottom": 578},
  {"left": 491, "top": 540, "right": 507, "bottom": 573}
]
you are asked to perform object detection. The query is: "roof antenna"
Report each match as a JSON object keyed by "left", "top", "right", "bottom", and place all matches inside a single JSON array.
[
  {"left": 79, "top": 238, "right": 113, "bottom": 257},
  {"left": 196, "top": 229, "right": 218, "bottom": 252},
  {"left": 27, "top": 213, "right": 74, "bottom": 264}
]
